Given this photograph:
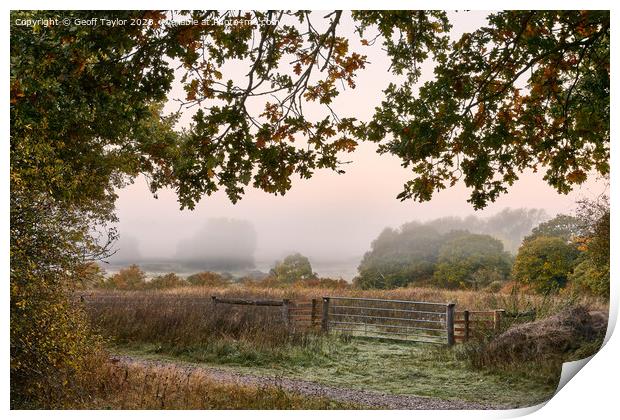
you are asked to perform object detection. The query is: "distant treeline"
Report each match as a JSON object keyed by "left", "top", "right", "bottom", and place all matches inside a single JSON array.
[{"left": 354, "top": 199, "right": 609, "bottom": 297}]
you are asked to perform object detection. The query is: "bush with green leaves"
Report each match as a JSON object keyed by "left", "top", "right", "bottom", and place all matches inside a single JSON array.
[
  {"left": 570, "top": 259, "right": 609, "bottom": 297},
  {"left": 10, "top": 189, "right": 112, "bottom": 408},
  {"left": 512, "top": 236, "right": 579, "bottom": 294},
  {"left": 569, "top": 197, "right": 610, "bottom": 297}
]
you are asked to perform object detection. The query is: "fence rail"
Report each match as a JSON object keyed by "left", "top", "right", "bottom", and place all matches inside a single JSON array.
[
  {"left": 454, "top": 310, "right": 505, "bottom": 343},
  {"left": 210, "top": 296, "right": 286, "bottom": 307}
]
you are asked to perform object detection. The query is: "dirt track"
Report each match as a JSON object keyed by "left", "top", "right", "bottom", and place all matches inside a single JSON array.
[{"left": 112, "top": 355, "right": 503, "bottom": 410}]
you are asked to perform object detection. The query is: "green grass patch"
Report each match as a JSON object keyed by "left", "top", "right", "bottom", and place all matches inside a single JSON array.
[{"left": 112, "top": 335, "right": 559, "bottom": 408}]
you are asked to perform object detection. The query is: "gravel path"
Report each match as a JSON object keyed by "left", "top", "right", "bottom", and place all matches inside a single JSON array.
[{"left": 112, "top": 355, "right": 501, "bottom": 410}]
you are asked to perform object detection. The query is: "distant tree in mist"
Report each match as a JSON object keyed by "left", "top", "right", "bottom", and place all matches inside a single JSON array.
[
  {"left": 175, "top": 218, "right": 257, "bottom": 270},
  {"left": 108, "top": 235, "right": 142, "bottom": 263},
  {"left": 425, "top": 208, "right": 547, "bottom": 253},
  {"left": 433, "top": 233, "right": 512, "bottom": 290},
  {"left": 356, "top": 223, "right": 445, "bottom": 289},
  {"left": 523, "top": 214, "right": 583, "bottom": 243},
  {"left": 270, "top": 253, "right": 316, "bottom": 284}
]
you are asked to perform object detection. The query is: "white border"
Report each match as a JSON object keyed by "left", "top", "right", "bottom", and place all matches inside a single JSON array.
[{"left": 3, "top": 2, "right": 617, "bottom": 419}]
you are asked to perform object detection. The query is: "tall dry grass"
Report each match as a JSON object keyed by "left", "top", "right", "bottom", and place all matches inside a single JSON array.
[
  {"left": 71, "top": 360, "right": 355, "bottom": 409},
  {"left": 83, "top": 282, "right": 608, "bottom": 310},
  {"left": 82, "top": 288, "right": 327, "bottom": 365}
]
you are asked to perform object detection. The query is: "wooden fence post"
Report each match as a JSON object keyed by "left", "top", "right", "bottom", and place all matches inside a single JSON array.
[
  {"left": 463, "top": 310, "right": 470, "bottom": 342},
  {"left": 311, "top": 298, "right": 317, "bottom": 327},
  {"left": 494, "top": 309, "right": 505, "bottom": 331},
  {"left": 446, "top": 303, "right": 456, "bottom": 346},
  {"left": 321, "top": 297, "right": 330, "bottom": 332},
  {"left": 282, "top": 299, "right": 290, "bottom": 329}
]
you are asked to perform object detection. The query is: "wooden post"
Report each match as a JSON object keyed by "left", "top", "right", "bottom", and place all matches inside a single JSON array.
[
  {"left": 321, "top": 297, "right": 330, "bottom": 332},
  {"left": 311, "top": 299, "right": 317, "bottom": 327},
  {"left": 463, "top": 310, "right": 470, "bottom": 342},
  {"left": 446, "top": 303, "right": 456, "bottom": 346},
  {"left": 282, "top": 299, "right": 290, "bottom": 329},
  {"left": 494, "top": 309, "right": 505, "bottom": 331}
]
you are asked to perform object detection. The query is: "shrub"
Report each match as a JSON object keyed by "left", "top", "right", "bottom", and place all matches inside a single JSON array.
[
  {"left": 569, "top": 258, "right": 609, "bottom": 298},
  {"left": 186, "top": 271, "right": 229, "bottom": 287},
  {"left": 147, "top": 273, "right": 188, "bottom": 289},
  {"left": 570, "top": 200, "right": 610, "bottom": 298},
  {"left": 103, "top": 265, "right": 147, "bottom": 290},
  {"left": 10, "top": 188, "right": 114, "bottom": 408},
  {"left": 512, "top": 236, "right": 579, "bottom": 293},
  {"left": 270, "top": 253, "right": 316, "bottom": 284}
]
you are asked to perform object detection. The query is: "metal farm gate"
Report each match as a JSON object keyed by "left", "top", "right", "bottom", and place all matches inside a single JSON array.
[{"left": 321, "top": 296, "right": 456, "bottom": 345}]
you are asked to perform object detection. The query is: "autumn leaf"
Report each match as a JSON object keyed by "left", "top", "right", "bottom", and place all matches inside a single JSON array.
[
  {"left": 293, "top": 62, "right": 302, "bottom": 75},
  {"left": 566, "top": 169, "right": 587, "bottom": 183}
]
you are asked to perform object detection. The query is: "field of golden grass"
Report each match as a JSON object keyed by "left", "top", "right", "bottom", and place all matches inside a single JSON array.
[{"left": 82, "top": 281, "right": 609, "bottom": 312}]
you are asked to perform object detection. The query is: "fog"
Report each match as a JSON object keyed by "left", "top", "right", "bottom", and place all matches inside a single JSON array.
[
  {"left": 108, "top": 234, "right": 142, "bottom": 263},
  {"left": 104, "top": 11, "right": 608, "bottom": 279},
  {"left": 175, "top": 218, "right": 257, "bottom": 270}
]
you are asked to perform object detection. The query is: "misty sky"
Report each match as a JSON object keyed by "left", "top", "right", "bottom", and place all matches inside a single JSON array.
[{"left": 110, "top": 11, "right": 608, "bottom": 267}]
